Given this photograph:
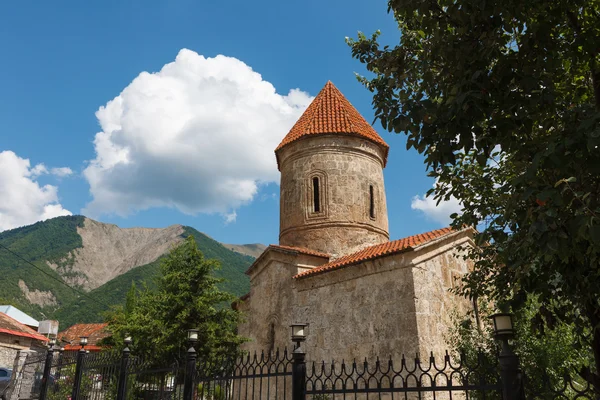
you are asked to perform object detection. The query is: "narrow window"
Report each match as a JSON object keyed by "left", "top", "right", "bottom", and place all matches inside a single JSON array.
[
  {"left": 369, "top": 185, "right": 375, "bottom": 218},
  {"left": 313, "top": 177, "right": 320, "bottom": 212}
]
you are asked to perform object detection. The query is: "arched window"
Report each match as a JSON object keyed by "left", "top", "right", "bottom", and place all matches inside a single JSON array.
[
  {"left": 369, "top": 185, "right": 375, "bottom": 219},
  {"left": 313, "top": 177, "right": 321, "bottom": 213},
  {"left": 307, "top": 171, "right": 327, "bottom": 218}
]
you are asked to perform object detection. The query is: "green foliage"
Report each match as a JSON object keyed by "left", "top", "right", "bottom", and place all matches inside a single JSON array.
[
  {"left": 349, "top": 0, "right": 600, "bottom": 388},
  {"left": 197, "top": 383, "right": 225, "bottom": 400},
  {"left": 450, "top": 298, "right": 592, "bottom": 397},
  {"left": 104, "top": 235, "right": 245, "bottom": 366},
  {"left": 0, "top": 216, "right": 85, "bottom": 318}
]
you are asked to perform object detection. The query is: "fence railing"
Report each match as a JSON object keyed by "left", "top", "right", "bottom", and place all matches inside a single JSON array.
[{"left": 28, "top": 342, "right": 598, "bottom": 400}]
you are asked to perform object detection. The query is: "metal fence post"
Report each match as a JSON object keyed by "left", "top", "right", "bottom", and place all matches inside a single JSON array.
[
  {"left": 70, "top": 347, "right": 87, "bottom": 400},
  {"left": 53, "top": 347, "right": 64, "bottom": 394},
  {"left": 498, "top": 340, "right": 524, "bottom": 400},
  {"left": 292, "top": 346, "right": 306, "bottom": 400},
  {"left": 116, "top": 338, "right": 131, "bottom": 400},
  {"left": 39, "top": 343, "right": 55, "bottom": 400},
  {"left": 183, "top": 343, "right": 197, "bottom": 400}
]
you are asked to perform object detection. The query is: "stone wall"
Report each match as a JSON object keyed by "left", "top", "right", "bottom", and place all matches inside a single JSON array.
[
  {"left": 294, "top": 252, "right": 419, "bottom": 363},
  {"left": 239, "top": 230, "right": 475, "bottom": 364},
  {"left": 0, "top": 334, "right": 32, "bottom": 368},
  {"left": 277, "top": 135, "right": 389, "bottom": 258}
]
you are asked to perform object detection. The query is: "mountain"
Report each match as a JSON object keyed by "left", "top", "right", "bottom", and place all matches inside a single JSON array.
[{"left": 0, "top": 216, "right": 258, "bottom": 328}]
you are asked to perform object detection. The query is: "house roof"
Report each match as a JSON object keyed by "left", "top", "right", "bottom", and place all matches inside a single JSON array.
[
  {"left": 0, "top": 312, "right": 48, "bottom": 342},
  {"left": 294, "top": 227, "right": 458, "bottom": 279},
  {"left": 275, "top": 81, "right": 389, "bottom": 164},
  {"left": 58, "top": 323, "right": 110, "bottom": 351},
  {"left": 0, "top": 305, "right": 39, "bottom": 328}
]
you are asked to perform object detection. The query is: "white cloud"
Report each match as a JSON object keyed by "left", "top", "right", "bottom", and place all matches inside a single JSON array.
[
  {"left": 411, "top": 182, "right": 462, "bottom": 226},
  {"left": 83, "top": 49, "right": 312, "bottom": 221},
  {"left": 50, "top": 167, "right": 73, "bottom": 177},
  {"left": 30, "top": 164, "right": 48, "bottom": 177},
  {"left": 0, "top": 151, "right": 72, "bottom": 232}
]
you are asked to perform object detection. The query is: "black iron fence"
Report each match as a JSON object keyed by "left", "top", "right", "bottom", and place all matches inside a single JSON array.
[
  {"left": 305, "top": 351, "right": 502, "bottom": 398},
  {"left": 30, "top": 342, "right": 598, "bottom": 400}
]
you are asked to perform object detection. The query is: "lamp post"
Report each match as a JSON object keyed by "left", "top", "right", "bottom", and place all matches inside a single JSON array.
[
  {"left": 290, "top": 323, "right": 307, "bottom": 400},
  {"left": 116, "top": 335, "right": 132, "bottom": 400},
  {"left": 183, "top": 329, "right": 199, "bottom": 400},
  {"left": 490, "top": 313, "right": 524, "bottom": 400},
  {"left": 71, "top": 336, "right": 89, "bottom": 400},
  {"left": 39, "top": 338, "right": 56, "bottom": 400}
]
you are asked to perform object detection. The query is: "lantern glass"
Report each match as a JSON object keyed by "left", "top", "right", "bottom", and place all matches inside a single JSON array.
[
  {"left": 49, "top": 338, "right": 56, "bottom": 346},
  {"left": 124, "top": 336, "right": 132, "bottom": 345},
  {"left": 80, "top": 336, "right": 88, "bottom": 346},
  {"left": 290, "top": 323, "right": 308, "bottom": 341},
  {"left": 188, "top": 329, "right": 199, "bottom": 341},
  {"left": 490, "top": 313, "right": 514, "bottom": 338}
]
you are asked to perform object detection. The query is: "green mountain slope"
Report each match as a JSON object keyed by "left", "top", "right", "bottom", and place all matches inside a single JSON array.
[
  {"left": 0, "top": 216, "right": 253, "bottom": 329},
  {"left": 53, "top": 227, "right": 252, "bottom": 327},
  {"left": 0, "top": 216, "right": 86, "bottom": 317}
]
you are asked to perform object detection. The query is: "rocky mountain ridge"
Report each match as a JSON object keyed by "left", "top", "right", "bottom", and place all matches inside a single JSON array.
[{"left": 0, "top": 216, "right": 262, "bottom": 327}]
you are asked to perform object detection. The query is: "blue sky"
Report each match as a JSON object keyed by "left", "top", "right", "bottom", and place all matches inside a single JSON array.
[{"left": 0, "top": 0, "right": 458, "bottom": 245}]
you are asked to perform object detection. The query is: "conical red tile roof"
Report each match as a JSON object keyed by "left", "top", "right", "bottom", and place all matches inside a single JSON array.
[{"left": 275, "top": 81, "right": 389, "bottom": 162}]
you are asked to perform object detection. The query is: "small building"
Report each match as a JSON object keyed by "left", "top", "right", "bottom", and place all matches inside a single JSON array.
[
  {"left": 58, "top": 323, "right": 110, "bottom": 352},
  {"left": 0, "top": 312, "right": 48, "bottom": 368},
  {"left": 0, "top": 306, "right": 39, "bottom": 331}
]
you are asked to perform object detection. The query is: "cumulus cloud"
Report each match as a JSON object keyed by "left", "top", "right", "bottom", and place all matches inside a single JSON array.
[
  {"left": 411, "top": 182, "right": 462, "bottom": 226},
  {"left": 50, "top": 167, "right": 73, "bottom": 177},
  {"left": 84, "top": 49, "right": 312, "bottom": 220},
  {"left": 0, "top": 151, "right": 72, "bottom": 232}
]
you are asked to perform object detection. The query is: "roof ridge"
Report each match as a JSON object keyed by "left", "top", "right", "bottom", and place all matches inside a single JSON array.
[{"left": 294, "top": 227, "right": 460, "bottom": 279}]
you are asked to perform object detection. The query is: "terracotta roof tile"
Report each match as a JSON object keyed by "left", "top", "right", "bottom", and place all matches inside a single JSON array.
[
  {"left": 275, "top": 81, "right": 389, "bottom": 162},
  {"left": 58, "top": 323, "right": 110, "bottom": 349},
  {"left": 0, "top": 312, "right": 48, "bottom": 342},
  {"left": 294, "top": 227, "right": 455, "bottom": 279}
]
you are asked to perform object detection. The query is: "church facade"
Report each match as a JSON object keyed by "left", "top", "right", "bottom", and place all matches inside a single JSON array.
[{"left": 237, "top": 81, "right": 475, "bottom": 362}]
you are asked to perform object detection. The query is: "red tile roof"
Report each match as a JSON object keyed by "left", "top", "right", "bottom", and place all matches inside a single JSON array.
[
  {"left": 294, "top": 227, "right": 456, "bottom": 279},
  {"left": 275, "top": 81, "right": 389, "bottom": 163},
  {"left": 0, "top": 312, "right": 48, "bottom": 342},
  {"left": 58, "top": 323, "right": 110, "bottom": 351}
]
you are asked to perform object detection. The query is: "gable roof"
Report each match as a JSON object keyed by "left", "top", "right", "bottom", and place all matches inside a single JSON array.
[
  {"left": 246, "top": 244, "right": 330, "bottom": 276},
  {"left": 294, "top": 227, "right": 457, "bottom": 279},
  {"left": 275, "top": 81, "right": 389, "bottom": 164},
  {"left": 0, "top": 312, "right": 48, "bottom": 342},
  {"left": 58, "top": 323, "right": 110, "bottom": 351},
  {"left": 0, "top": 305, "right": 39, "bottom": 328}
]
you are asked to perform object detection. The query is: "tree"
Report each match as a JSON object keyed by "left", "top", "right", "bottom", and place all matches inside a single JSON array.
[
  {"left": 348, "top": 0, "right": 600, "bottom": 390},
  {"left": 104, "top": 236, "right": 244, "bottom": 366}
]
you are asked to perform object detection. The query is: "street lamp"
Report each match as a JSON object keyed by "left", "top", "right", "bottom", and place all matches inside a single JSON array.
[
  {"left": 79, "top": 336, "right": 88, "bottom": 349},
  {"left": 490, "top": 313, "right": 515, "bottom": 340},
  {"left": 290, "top": 323, "right": 308, "bottom": 349},
  {"left": 187, "top": 329, "right": 199, "bottom": 345},
  {"left": 124, "top": 335, "right": 132, "bottom": 347},
  {"left": 490, "top": 312, "right": 523, "bottom": 399},
  {"left": 48, "top": 338, "right": 56, "bottom": 348}
]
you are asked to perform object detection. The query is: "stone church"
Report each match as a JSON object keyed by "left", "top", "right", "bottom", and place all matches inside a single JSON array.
[{"left": 237, "top": 81, "right": 475, "bottom": 362}]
